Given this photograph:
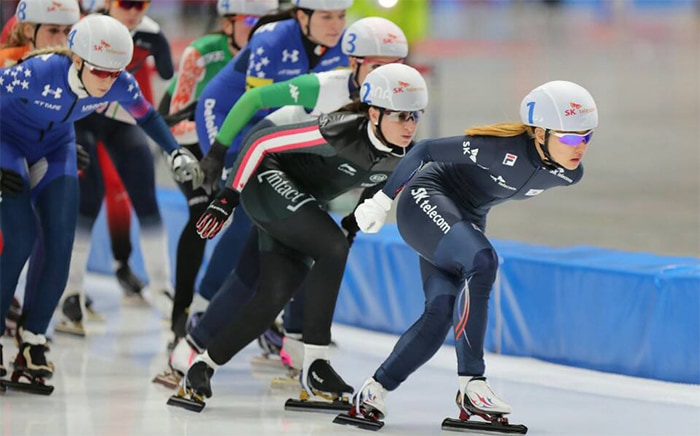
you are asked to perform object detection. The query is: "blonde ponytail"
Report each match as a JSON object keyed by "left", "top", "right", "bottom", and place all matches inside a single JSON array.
[{"left": 465, "top": 122, "right": 534, "bottom": 138}]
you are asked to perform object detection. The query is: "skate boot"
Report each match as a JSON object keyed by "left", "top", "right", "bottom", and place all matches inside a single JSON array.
[
  {"left": 167, "top": 352, "right": 217, "bottom": 413},
  {"left": 271, "top": 334, "right": 303, "bottom": 389},
  {"left": 0, "top": 329, "right": 55, "bottom": 395},
  {"left": 0, "top": 343, "right": 6, "bottom": 378},
  {"left": 152, "top": 336, "right": 201, "bottom": 389},
  {"left": 251, "top": 322, "right": 284, "bottom": 369},
  {"left": 285, "top": 349, "right": 353, "bottom": 413},
  {"left": 55, "top": 294, "right": 86, "bottom": 337},
  {"left": 4, "top": 297, "right": 21, "bottom": 337},
  {"left": 441, "top": 376, "right": 527, "bottom": 434},
  {"left": 334, "top": 377, "right": 388, "bottom": 430},
  {"left": 116, "top": 262, "right": 146, "bottom": 304}
]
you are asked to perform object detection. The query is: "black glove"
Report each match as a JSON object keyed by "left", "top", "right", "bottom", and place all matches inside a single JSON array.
[
  {"left": 196, "top": 187, "right": 239, "bottom": 239},
  {"left": 199, "top": 140, "right": 227, "bottom": 194},
  {"left": 76, "top": 143, "right": 90, "bottom": 171},
  {"left": 341, "top": 212, "right": 360, "bottom": 247},
  {"left": 0, "top": 168, "right": 24, "bottom": 196}
]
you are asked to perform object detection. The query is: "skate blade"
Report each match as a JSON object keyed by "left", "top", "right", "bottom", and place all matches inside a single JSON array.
[
  {"left": 284, "top": 397, "right": 351, "bottom": 413},
  {"left": 270, "top": 375, "right": 300, "bottom": 389},
  {"left": 152, "top": 371, "right": 182, "bottom": 390},
  {"left": 441, "top": 417, "right": 528, "bottom": 434},
  {"left": 86, "top": 309, "right": 106, "bottom": 323},
  {"left": 121, "top": 294, "right": 150, "bottom": 307},
  {"left": 54, "top": 321, "right": 86, "bottom": 337},
  {"left": 250, "top": 355, "right": 284, "bottom": 370},
  {"left": 333, "top": 412, "right": 385, "bottom": 431},
  {"left": 0, "top": 379, "right": 54, "bottom": 395},
  {"left": 167, "top": 393, "right": 205, "bottom": 412}
]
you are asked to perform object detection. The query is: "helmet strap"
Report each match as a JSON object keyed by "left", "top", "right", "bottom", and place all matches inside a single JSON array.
[
  {"left": 351, "top": 58, "right": 362, "bottom": 88},
  {"left": 226, "top": 15, "right": 243, "bottom": 52},
  {"left": 370, "top": 110, "right": 407, "bottom": 157},
  {"left": 76, "top": 61, "right": 94, "bottom": 97},
  {"left": 31, "top": 24, "right": 41, "bottom": 47},
  {"left": 540, "top": 129, "right": 564, "bottom": 170}
]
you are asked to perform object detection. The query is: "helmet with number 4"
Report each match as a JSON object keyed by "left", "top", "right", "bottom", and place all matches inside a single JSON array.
[
  {"left": 217, "top": 0, "right": 279, "bottom": 16},
  {"left": 361, "top": 63, "right": 428, "bottom": 111},
  {"left": 520, "top": 80, "right": 598, "bottom": 132},
  {"left": 342, "top": 17, "right": 408, "bottom": 58},
  {"left": 293, "top": 0, "right": 353, "bottom": 10},
  {"left": 16, "top": 0, "right": 80, "bottom": 25},
  {"left": 69, "top": 15, "right": 133, "bottom": 71}
]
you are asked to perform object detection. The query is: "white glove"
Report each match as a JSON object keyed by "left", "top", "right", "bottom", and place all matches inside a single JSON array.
[
  {"left": 167, "top": 147, "right": 204, "bottom": 189},
  {"left": 354, "top": 191, "right": 392, "bottom": 233}
]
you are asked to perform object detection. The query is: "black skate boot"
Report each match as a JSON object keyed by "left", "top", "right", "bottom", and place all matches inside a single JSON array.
[
  {"left": 115, "top": 262, "right": 146, "bottom": 302},
  {"left": 167, "top": 359, "right": 214, "bottom": 413},
  {"left": 4, "top": 297, "right": 21, "bottom": 337},
  {"left": 0, "top": 343, "right": 6, "bottom": 378},
  {"left": 55, "top": 294, "right": 85, "bottom": 337},
  {"left": 285, "top": 359, "right": 353, "bottom": 413},
  {"left": 1, "top": 331, "right": 54, "bottom": 395},
  {"left": 441, "top": 376, "right": 528, "bottom": 434}
]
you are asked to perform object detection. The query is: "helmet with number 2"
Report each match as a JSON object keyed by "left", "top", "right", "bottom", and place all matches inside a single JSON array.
[
  {"left": 217, "top": 0, "right": 279, "bottom": 16},
  {"left": 69, "top": 15, "right": 134, "bottom": 71},
  {"left": 342, "top": 17, "right": 408, "bottom": 59},
  {"left": 520, "top": 80, "right": 598, "bottom": 132},
  {"left": 16, "top": 0, "right": 80, "bottom": 25},
  {"left": 361, "top": 63, "right": 428, "bottom": 112}
]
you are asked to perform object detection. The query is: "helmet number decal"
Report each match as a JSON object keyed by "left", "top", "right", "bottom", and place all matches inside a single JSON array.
[
  {"left": 526, "top": 101, "right": 535, "bottom": 124},
  {"left": 361, "top": 82, "right": 371, "bottom": 104},
  {"left": 68, "top": 29, "right": 77, "bottom": 49},
  {"left": 344, "top": 32, "right": 357, "bottom": 54},
  {"left": 220, "top": 0, "right": 230, "bottom": 10},
  {"left": 17, "top": 1, "right": 27, "bottom": 20}
]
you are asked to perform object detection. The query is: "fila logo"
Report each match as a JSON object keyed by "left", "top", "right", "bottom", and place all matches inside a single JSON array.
[
  {"left": 525, "top": 189, "right": 544, "bottom": 196},
  {"left": 462, "top": 141, "right": 478, "bottom": 163},
  {"left": 282, "top": 49, "right": 299, "bottom": 63},
  {"left": 42, "top": 84, "right": 62, "bottom": 99},
  {"left": 502, "top": 153, "right": 517, "bottom": 166},
  {"left": 337, "top": 163, "right": 357, "bottom": 176}
]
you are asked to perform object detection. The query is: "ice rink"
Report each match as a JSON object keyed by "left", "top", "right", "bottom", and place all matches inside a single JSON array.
[{"left": 1, "top": 274, "right": 698, "bottom": 436}]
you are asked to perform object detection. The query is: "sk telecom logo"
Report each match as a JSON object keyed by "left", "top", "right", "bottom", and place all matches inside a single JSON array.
[
  {"left": 565, "top": 101, "right": 582, "bottom": 116},
  {"left": 393, "top": 81, "right": 409, "bottom": 94},
  {"left": 47, "top": 1, "right": 62, "bottom": 11},
  {"left": 94, "top": 40, "right": 112, "bottom": 52},
  {"left": 382, "top": 33, "right": 397, "bottom": 44}
]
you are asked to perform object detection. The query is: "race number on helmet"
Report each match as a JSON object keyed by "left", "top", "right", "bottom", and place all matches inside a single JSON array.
[
  {"left": 361, "top": 63, "right": 428, "bottom": 112},
  {"left": 16, "top": 0, "right": 80, "bottom": 25},
  {"left": 520, "top": 80, "right": 598, "bottom": 132},
  {"left": 342, "top": 17, "right": 408, "bottom": 58},
  {"left": 68, "top": 15, "right": 134, "bottom": 71}
]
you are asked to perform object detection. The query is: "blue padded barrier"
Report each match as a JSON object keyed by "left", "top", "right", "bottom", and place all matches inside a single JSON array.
[{"left": 87, "top": 189, "right": 700, "bottom": 384}]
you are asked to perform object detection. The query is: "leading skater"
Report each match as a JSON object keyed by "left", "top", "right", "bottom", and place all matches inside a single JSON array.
[
  {"left": 338, "top": 80, "right": 598, "bottom": 432},
  {"left": 167, "top": 63, "right": 428, "bottom": 412},
  {"left": 0, "top": 14, "right": 202, "bottom": 394}
]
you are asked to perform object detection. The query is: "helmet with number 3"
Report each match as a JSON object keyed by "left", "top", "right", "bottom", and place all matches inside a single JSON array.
[
  {"left": 520, "top": 80, "right": 598, "bottom": 132},
  {"left": 68, "top": 15, "right": 134, "bottom": 71},
  {"left": 342, "top": 17, "right": 408, "bottom": 59},
  {"left": 217, "top": 0, "right": 279, "bottom": 16},
  {"left": 361, "top": 63, "right": 428, "bottom": 112},
  {"left": 16, "top": 0, "right": 80, "bottom": 25}
]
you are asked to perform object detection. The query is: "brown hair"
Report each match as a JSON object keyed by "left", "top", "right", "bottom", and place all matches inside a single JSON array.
[
  {"left": 337, "top": 99, "right": 370, "bottom": 117},
  {"left": 465, "top": 122, "right": 535, "bottom": 138},
  {"left": 2, "top": 22, "right": 33, "bottom": 49},
  {"left": 22, "top": 46, "right": 73, "bottom": 62}
]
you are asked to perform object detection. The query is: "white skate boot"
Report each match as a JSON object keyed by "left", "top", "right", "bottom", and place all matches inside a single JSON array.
[
  {"left": 441, "top": 376, "right": 527, "bottom": 434},
  {"left": 152, "top": 336, "right": 201, "bottom": 389},
  {"left": 271, "top": 334, "right": 303, "bottom": 389},
  {"left": 333, "top": 377, "right": 388, "bottom": 430}
]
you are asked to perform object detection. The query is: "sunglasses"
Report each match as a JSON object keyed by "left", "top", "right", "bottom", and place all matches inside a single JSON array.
[
  {"left": 230, "top": 14, "right": 259, "bottom": 27},
  {"left": 357, "top": 57, "right": 404, "bottom": 70},
  {"left": 84, "top": 61, "right": 122, "bottom": 79},
  {"left": 550, "top": 130, "right": 594, "bottom": 146},
  {"left": 383, "top": 109, "right": 423, "bottom": 123},
  {"left": 114, "top": 0, "right": 150, "bottom": 11}
]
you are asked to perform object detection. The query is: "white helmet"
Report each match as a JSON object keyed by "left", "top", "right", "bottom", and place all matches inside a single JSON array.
[
  {"left": 342, "top": 17, "right": 408, "bottom": 58},
  {"left": 80, "top": 0, "right": 99, "bottom": 13},
  {"left": 16, "top": 0, "right": 80, "bottom": 25},
  {"left": 361, "top": 63, "right": 428, "bottom": 111},
  {"left": 293, "top": 0, "right": 353, "bottom": 10},
  {"left": 520, "top": 80, "right": 598, "bottom": 132},
  {"left": 217, "top": 0, "right": 278, "bottom": 16},
  {"left": 69, "top": 15, "right": 134, "bottom": 71}
]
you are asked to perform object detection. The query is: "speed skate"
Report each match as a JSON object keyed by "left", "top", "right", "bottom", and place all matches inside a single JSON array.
[{"left": 284, "top": 359, "right": 353, "bottom": 413}]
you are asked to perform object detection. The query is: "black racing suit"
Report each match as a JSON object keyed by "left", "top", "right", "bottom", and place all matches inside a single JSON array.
[{"left": 205, "top": 112, "right": 406, "bottom": 365}]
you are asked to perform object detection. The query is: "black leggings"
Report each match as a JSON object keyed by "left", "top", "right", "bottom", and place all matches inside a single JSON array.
[{"left": 208, "top": 207, "right": 349, "bottom": 365}]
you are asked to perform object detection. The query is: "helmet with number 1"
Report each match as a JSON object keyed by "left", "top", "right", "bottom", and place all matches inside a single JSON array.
[
  {"left": 293, "top": 0, "right": 353, "bottom": 10},
  {"left": 361, "top": 63, "right": 428, "bottom": 111},
  {"left": 69, "top": 15, "right": 134, "bottom": 71},
  {"left": 16, "top": 0, "right": 80, "bottom": 25},
  {"left": 342, "top": 17, "right": 408, "bottom": 58},
  {"left": 520, "top": 80, "right": 598, "bottom": 132},
  {"left": 217, "top": 0, "right": 279, "bottom": 16}
]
